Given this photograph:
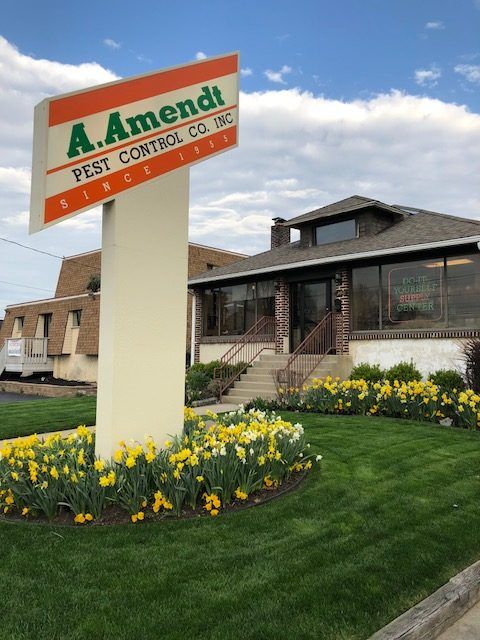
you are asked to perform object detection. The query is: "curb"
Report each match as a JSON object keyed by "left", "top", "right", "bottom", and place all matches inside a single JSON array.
[{"left": 369, "top": 559, "right": 480, "bottom": 640}]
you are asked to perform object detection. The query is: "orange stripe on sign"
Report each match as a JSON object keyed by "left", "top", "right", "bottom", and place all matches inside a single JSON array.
[
  {"left": 44, "top": 126, "right": 237, "bottom": 224},
  {"left": 49, "top": 55, "right": 238, "bottom": 127}
]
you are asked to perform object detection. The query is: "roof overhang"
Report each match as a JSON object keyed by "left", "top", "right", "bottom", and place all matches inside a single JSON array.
[
  {"left": 283, "top": 200, "right": 407, "bottom": 228},
  {"left": 189, "top": 235, "right": 480, "bottom": 286}
]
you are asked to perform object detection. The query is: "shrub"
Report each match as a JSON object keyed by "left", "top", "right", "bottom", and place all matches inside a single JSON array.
[
  {"left": 0, "top": 409, "right": 318, "bottom": 523},
  {"left": 385, "top": 361, "right": 421, "bottom": 382},
  {"left": 463, "top": 339, "right": 480, "bottom": 392},
  {"left": 428, "top": 369, "right": 465, "bottom": 392},
  {"left": 349, "top": 363, "right": 384, "bottom": 383},
  {"left": 188, "top": 360, "right": 221, "bottom": 379},
  {"left": 86, "top": 274, "right": 101, "bottom": 293}
]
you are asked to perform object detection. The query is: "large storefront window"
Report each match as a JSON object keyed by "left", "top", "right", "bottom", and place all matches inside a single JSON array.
[
  {"left": 351, "top": 266, "right": 380, "bottom": 330},
  {"left": 382, "top": 258, "right": 444, "bottom": 329},
  {"left": 351, "top": 253, "right": 480, "bottom": 331},
  {"left": 202, "top": 280, "right": 275, "bottom": 337}
]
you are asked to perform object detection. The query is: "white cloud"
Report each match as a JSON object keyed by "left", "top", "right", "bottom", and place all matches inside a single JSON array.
[
  {"left": 195, "top": 51, "right": 207, "bottom": 60},
  {"left": 240, "top": 67, "right": 253, "bottom": 77},
  {"left": 1, "top": 36, "right": 480, "bottom": 315},
  {"left": 264, "top": 65, "right": 292, "bottom": 84},
  {"left": 455, "top": 64, "right": 480, "bottom": 84},
  {"left": 414, "top": 65, "right": 441, "bottom": 87},
  {"left": 425, "top": 21, "right": 444, "bottom": 30},
  {"left": 103, "top": 38, "right": 121, "bottom": 50}
]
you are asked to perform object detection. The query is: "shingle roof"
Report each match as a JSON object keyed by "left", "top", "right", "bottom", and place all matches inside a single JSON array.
[
  {"left": 283, "top": 195, "right": 407, "bottom": 227},
  {"left": 189, "top": 198, "right": 480, "bottom": 286}
]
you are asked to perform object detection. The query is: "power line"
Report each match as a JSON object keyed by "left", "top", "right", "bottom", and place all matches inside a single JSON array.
[
  {"left": 0, "top": 236, "right": 100, "bottom": 275},
  {"left": 0, "top": 280, "right": 54, "bottom": 293}
]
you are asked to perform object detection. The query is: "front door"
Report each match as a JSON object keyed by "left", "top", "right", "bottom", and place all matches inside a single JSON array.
[{"left": 291, "top": 280, "right": 331, "bottom": 351}]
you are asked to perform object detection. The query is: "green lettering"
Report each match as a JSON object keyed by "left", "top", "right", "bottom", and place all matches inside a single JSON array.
[
  {"left": 197, "top": 86, "right": 217, "bottom": 112},
  {"left": 211, "top": 85, "right": 225, "bottom": 106},
  {"left": 175, "top": 99, "right": 199, "bottom": 119},
  {"left": 125, "top": 111, "right": 161, "bottom": 136},
  {"left": 104, "top": 112, "right": 130, "bottom": 145},
  {"left": 66, "top": 122, "right": 95, "bottom": 159},
  {"left": 158, "top": 105, "right": 178, "bottom": 125}
]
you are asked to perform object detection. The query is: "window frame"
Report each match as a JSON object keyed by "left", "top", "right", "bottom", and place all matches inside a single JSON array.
[{"left": 314, "top": 218, "right": 358, "bottom": 247}]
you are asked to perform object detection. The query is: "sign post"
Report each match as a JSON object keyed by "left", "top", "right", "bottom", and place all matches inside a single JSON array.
[{"left": 29, "top": 53, "right": 239, "bottom": 458}]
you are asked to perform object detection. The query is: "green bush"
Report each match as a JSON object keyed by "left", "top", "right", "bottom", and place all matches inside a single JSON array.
[
  {"left": 428, "top": 369, "right": 465, "bottom": 392},
  {"left": 349, "top": 362, "right": 384, "bottom": 383},
  {"left": 385, "top": 361, "right": 421, "bottom": 382},
  {"left": 463, "top": 339, "right": 480, "bottom": 392},
  {"left": 188, "top": 360, "right": 221, "bottom": 379}
]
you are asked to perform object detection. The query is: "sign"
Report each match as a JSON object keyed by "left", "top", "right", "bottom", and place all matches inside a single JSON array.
[
  {"left": 30, "top": 53, "right": 239, "bottom": 233},
  {"left": 7, "top": 339, "right": 22, "bottom": 357},
  {"left": 388, "top": 262, "right": 443, "bottom": 323}
]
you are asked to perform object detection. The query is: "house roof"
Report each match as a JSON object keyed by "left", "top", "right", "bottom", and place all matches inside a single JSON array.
[
  {"left": 283, "top": 195, "right": 407, "bottom": 227},
  {"left": 189, "top": 197, "right": 480, "bottom": 286}
]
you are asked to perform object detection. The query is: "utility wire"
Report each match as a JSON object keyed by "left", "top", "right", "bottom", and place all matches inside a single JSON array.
[
  {"left": 0, "top": 280, "right": 54, "bottom": 293},
  {"left": 0, "top": 236, "right": 100, "bottom": 274}
]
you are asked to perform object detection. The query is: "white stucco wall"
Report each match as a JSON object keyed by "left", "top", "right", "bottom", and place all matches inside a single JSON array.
[
  {"left": 349, "top": 338, "right": 467, "bottom": 379},
  {"left": 53, "top": 354, "right": 98, "bottom": 383},
  {"left": 199, "top": 342, "right": 276, "bottom": 363}
]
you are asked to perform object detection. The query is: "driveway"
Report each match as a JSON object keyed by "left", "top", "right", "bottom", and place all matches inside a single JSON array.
[{"left": 0, "top": 392, "right": 47, "bottom": 404}]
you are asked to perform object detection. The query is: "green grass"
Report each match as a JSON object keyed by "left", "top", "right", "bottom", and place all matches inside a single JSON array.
[
  {"left": 1, "top": 413, "right": 480, "bottom": 639},
  {"left": 0, "top": 396, "right": 97, "bottom": 440}
]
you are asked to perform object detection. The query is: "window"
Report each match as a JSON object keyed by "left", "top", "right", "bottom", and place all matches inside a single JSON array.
[
  {"left": 351, "top": 253, "right": 480, "bottom": 332},
  {"left": 315, "top": 219, "right": 356, "bottom": 246},
  {"left": 12, "top": 316, "right": 24, "bottom": 338},
  {"left": 72, "top": 310, "right": 82, "bottom": 327},
  {"left": 446, "top": 255, "right": 480, "bottom": 329},
  {"left": 42, "top": 313, "right": 53, "bottom": 338},
  {"left": 382, "top": 258, "right": 444, "bottom": 329},
  {"left": 351, "top": 266, "right": 380, "bottom": 330},
  {"left": 202, "top": 280, "right": 275, "bottom": 336}
]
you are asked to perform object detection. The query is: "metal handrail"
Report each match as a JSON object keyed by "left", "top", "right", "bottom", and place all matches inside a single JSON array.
[
  {"left": 275, "top": 312, "right": 337, "bottom": 391},
  {"left": 214, "top": 315, "right": 275, "bottom": 396}
]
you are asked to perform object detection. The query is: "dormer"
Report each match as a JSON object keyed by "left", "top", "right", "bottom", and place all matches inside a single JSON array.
[{"left": 283, "top": 195, "right": 408, "bottom": 248}]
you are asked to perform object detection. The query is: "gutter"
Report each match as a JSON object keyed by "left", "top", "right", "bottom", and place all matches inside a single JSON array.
[{"left": 188, "top": 236, "right": 480, "bottom": 285}]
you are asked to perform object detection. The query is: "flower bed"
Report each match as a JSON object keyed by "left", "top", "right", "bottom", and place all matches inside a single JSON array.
[
  {"left": 0, "top": 408, "right": 318, "bottom": 524},
  {"left": 263, "top": 377, "right": 480, "bottom": 430}
]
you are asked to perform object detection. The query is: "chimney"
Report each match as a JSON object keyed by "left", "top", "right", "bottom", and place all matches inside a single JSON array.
[{"left": 271, "top": 217, "right": 290, "bottom": 249}]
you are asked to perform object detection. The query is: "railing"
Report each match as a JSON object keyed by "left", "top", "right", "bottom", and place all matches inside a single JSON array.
[
  {"left": 214, "top": 316, "right": 275, "bottom": 396},
  {"left": 5, "top": 337, "right": 49, "bottom": 367},
  {"left": 275, "top": 312, "right": 337, "bottom": 390}
]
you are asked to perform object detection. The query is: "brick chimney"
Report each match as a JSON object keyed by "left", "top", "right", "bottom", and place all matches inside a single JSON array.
[{"left": 271, "top": 217, "right": 290, "bottom": 249}]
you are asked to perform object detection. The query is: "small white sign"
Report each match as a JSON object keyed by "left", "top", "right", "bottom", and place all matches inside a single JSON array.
[{"left": 7, "top": 339, "right": 22, "bottom": 357}]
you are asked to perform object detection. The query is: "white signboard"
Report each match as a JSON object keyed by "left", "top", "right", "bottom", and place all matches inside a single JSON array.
[
  {"left": 7, "top": 339, "right": 22, "bottom": 357},
  {"left": 30, "top": 52, "right": 239, "bottom": 233}
]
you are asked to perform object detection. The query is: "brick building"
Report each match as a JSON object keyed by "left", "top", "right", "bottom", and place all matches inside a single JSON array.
[
  {"left": 0, "top": 243, "right": 246, "bottom": 381},
  {"left": 189, "top": 195, "right": 480, "bottom": 394}
]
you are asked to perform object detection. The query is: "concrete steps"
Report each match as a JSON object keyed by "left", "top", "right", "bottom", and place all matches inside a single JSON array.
[{"left": 223, "top": 353, "right": 352, "bottom": 404}]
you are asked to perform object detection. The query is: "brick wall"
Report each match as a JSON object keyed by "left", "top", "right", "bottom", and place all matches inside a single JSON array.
[
  {"left": 0, "top": 295, "right": 100, "bottom": 356},
  {"left": 193, "top": 290, "right": 203, "bottom": 363},
  {"left": 275, "top": 279, "right": 290, "bottom": 354},
  {"left": 334, "top": 267, "right": 350, "bottom": 354},
  {"left": 1, "top": 244, "right": 245, "bottom": 363},
  {"left": 271, "top": 220, "right": 290, "bottom": 248},
  {"left": 55, "top": 251, "right": 101, "bottom": 298}
]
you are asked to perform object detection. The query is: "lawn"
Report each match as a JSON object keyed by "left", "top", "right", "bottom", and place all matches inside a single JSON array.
[
  {"left": 0, "top": 396, "right": 96, "bottom": 440},
  {"left": 1, "top": 412, "right": 480, "bottom": 639}
]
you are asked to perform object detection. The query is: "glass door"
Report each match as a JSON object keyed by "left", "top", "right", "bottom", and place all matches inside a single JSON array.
[{"left": 291, "top": 280, "right": 331, "bottom": 351}]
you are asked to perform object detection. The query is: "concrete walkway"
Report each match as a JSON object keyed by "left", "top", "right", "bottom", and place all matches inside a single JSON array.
[
  {"left": 0, "top": 402, "right": 241, "bottom": 447},
  {"left": 437, "top": 602, "right": 480, "bottom": 639}
]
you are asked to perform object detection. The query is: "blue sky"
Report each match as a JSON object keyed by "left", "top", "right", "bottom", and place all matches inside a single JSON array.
[
  {"left": 2, "top": 0, "right": 480, "bottom": 109},
  {"left": 0, "top": 1, "right": 479, "bottom": 313}
]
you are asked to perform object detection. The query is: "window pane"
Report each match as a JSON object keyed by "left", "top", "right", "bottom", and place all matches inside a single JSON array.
[
  {"left": 220, "top": 285, "right": 247, "bottom": 335},
  {"left": 316, "top": 219, "right": 356, "bottom": 246},
  {"left": 382, "top": 258, "right": 445, "bottom": 329},
  {"left": 447, "top": 254, "right": 480, "bottom": 328},
  {"left": 351, "top": 266, "right": 380, "bottom": 330},
  {"left": 256, "top": 280, "right": 275, "bottom": 298},
  {"left": 203, "top": 289, "right": 219, "bottom": 336}
]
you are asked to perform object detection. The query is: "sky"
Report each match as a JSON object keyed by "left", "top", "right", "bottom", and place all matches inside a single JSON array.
[{"left": 0, "top": 0, "right": 479, "bottom": 315}]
